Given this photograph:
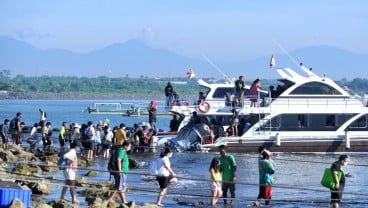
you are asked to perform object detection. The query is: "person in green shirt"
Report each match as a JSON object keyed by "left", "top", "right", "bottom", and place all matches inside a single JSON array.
[
  {"left": 255, "top": 150, "right": 275, "bottom": 206},
  {"left": 218, "top": 145, "right": 237, "bottom": 206},
  {"left": 108, "top": 141, "right": 131, "bottom": 204},
  {"left": 59, "top": 121, "right": 68, "bottom": 148}
]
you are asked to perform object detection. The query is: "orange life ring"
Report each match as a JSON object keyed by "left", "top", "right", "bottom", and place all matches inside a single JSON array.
[{"left": 198, "top": 101, "right": 210, "bottom": 113}]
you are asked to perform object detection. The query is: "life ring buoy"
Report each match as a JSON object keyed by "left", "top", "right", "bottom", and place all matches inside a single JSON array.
[{"left": 198, "top": 101, "right": 210, "bottom": 113}]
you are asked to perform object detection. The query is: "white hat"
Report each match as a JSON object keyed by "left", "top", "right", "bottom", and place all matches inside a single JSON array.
[{"left": 74, "top": 123, "right": 81, "bottom": 128}]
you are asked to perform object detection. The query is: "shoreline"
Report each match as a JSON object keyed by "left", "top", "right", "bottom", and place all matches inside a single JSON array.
[{"left": 0, "top": 92, "right": 197, "bottom": 101}]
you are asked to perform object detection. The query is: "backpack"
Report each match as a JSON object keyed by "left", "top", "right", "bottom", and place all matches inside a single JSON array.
[
  {"left": 57, "top": 153, "right": 68, "bottom": 170},
  {"left": 107, "top": 147, "right": 120, "bottom": 177},
  {"left": 9, "top": 118, "right": 17, "bottom": 130},
  {"left": 149, "top": 101, "right": 157, "bottom": 111},
  {"left": 149, "top": 158, "right": 160, "bottom": 176}
]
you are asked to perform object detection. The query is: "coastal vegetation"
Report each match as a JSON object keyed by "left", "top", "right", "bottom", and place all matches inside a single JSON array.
[{"left": 0, "top": 69, "right": 368, "bottom": 99}]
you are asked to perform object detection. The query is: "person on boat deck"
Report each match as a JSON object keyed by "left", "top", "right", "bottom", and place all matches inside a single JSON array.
[
  {"left": 229, "top": 108, "right": 238, "bottom": 136},
  {"left": 189, "top": 111, "right": 201, "bottom": 124},
  {"left": 147, "top": 101, "right": 157, "bottom": 130},
  {"left": 268, "top": 85, "right": 277, "bottom": 98},
  {"left": 164, "top": 82, "right": 174, "bottom": 107},
  {"left": 250, "top": 78, "right": 261, "bottom": 107},
  {"left": 234, "top": 75, "right": 245, "bottom": 107},
  {"left": 169, "top": 115, "right": 180, "bottom": 132},
  {"left": 197, "top": 91, "right": 206, "bottom": 105}
]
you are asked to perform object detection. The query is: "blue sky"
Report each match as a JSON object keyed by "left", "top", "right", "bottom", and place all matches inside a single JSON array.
[{"left": 0, "top": 0, "right": 367, "bottom": 62}]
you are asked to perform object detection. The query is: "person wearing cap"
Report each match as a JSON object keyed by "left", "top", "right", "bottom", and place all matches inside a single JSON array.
[
  {"left": 115, "top": 123, "right": 127, "bottom": 146},
  {"left": 253, "top": 150, "right": 275, "bottom": 206},
  {"left": 218, "top": 145, "right": 237, "bottom": 206}
]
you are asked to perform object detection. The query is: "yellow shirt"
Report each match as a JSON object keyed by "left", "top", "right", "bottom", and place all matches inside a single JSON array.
[
  {"left": 210, "top": 168, "right": 221, "bottom": 182},
  {"left": 115, "top": 128, "right": 126, "bottom": 145}
]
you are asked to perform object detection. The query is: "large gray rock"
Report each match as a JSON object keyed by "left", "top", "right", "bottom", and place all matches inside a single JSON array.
[
  {"left": 17, "top": 179, "right": 51, "bottom": 195},
  {"left": 9, "top": 198, "right": 26, "bottom": 208},
  {"left": 48, "top": 199, "right": 75, "bottom": 208},
  {"left": 0, "top": 149, "right": 15, "bottom": 161},
  {"left": 35, "top": 204, "right": 53, "bottom": 208},
  {"left": 11, "top": 163, "right": 42, "bottom": 175}
]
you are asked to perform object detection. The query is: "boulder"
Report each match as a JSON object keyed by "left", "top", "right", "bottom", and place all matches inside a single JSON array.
[
  {"left": 0, "top": 149, "right": 15, "bottom": 162},
  {"left": 45, "top": 154, "right": 58, "bottom": 163},
  {"left": 48, "top": 199, "right": 75, "bottom": 208},
  {"left": 129, "top": 157, "right": 140, "bottom": 168},
  {"left": 38, "top": 161, "right": 58, "bottom": 172},
  {"left": 85, "top": 170, "right": 98, "bottom": 177},
  {"left": 9, "top": 198, "right": 26, "bottom": 208},
  {"left": 35, "top": 204, "right": 53, "bottom": 208},
  {"left": 12, "top": 163, "right": 42, "bottom": 175},
  {"left": 17, "top": 179, "right": 51, "bottom": 195},
  {"left": 78, "top": 187, "right": 109, "bottom": 198},
  {"left": 75, "top": 177, "right": 90, "bottom": 187}
]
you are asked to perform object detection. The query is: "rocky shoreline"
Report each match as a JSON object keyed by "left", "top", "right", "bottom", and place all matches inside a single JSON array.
[{"left": 0, "top": 145, "right": 169, "bottom": 208}]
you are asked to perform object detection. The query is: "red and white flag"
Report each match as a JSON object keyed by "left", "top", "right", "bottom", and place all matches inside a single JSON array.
[
  {"left": 269, "top": 54, "right": 276, "bottom": 69},
  {"left": 186, "top": 69, "right": 195, "bottom": 79}
]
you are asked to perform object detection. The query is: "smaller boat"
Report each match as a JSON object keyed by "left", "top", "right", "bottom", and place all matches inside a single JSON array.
[{"left": 86, "top": 102, "right": 174, "bottom": 117}]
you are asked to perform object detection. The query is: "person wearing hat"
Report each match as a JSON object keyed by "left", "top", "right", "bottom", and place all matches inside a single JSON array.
[
  {"left": 115, "top": 123, "right": 127, "bottom": 146},
  {"left": 253, "top": 149, "right": 275, "bottom": 206}
]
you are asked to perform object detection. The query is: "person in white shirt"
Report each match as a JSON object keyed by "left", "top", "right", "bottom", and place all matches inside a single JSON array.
[
  {"left": 60, "top": 141, "right": 80, "bottom": 204},
  {"left": 156, "top": 147, "right": 178, "bottom": 206}
]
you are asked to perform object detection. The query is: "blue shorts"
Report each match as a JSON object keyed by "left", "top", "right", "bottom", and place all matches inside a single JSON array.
[{"left": 114, "top": 173, "right": 127, "bottom": 191}]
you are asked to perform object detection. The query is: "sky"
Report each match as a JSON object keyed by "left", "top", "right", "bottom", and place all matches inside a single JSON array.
[{"left": 0, "top": 0, "right": 367, "bottom": 62}]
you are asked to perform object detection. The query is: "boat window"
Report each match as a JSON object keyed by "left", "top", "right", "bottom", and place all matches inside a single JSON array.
[
  {"left": 290, "top": 82, "right": 342, "bottom": 95},
  {"left": 257, "top": 113, "right": 356, "bottom": 132},
  {"left": 212, "top": 87, "right": 235, "bottom": 98},
  {"left": 347, "top": 114, "right": 368, "bottom": 130}
]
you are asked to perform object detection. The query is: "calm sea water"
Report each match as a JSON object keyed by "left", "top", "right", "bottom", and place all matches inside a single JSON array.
[{"left": 1, "top": 100, "right": 368, "bottom": 208}]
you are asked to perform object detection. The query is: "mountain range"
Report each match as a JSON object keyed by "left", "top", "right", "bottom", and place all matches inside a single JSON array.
[{"left": 0, "top": 36, "right": 367, "bottom": 80}]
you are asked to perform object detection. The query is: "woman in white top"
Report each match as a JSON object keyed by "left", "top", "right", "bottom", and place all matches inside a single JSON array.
[
  {"left": 156, "top": 147, "right": 178, "bottom": 206},
  {"left": 60, "top": 141, "right": 80, "bottom": 204}
]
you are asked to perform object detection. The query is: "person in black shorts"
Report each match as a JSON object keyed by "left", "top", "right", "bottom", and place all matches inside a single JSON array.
[
  {"left": 0, "top": 119, "right": 10, "bottom": 150},
  {"left": 156, "top": 147, "right": 178, "bottom": 206},
  {"left": 331, "top": 155, "right": 352, "bottom": 208}
]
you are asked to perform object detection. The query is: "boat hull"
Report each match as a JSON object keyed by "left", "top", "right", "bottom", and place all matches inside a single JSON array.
[{"left": 205, "top": 138, "right": 368, "bottom": 153}]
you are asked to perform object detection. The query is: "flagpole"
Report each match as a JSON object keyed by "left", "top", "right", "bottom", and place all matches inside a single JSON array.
[
  {"left": 272, "top": 40, "right": 300, "bottom": 69},
  {"left": 201, "top": 53, "right": 232, "bottom": 83}
]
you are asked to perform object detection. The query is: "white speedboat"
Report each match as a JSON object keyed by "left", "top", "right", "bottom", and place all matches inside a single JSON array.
[{"left": 169, "top": 65, "right": 368, "bottom": 153}]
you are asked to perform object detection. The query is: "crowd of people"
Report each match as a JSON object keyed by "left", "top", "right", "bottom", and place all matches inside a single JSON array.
[{"left": 0, "top": 106, "right": 353, "bottom": 207}]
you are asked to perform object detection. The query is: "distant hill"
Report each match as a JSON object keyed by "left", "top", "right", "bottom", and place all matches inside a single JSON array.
[{"left": 0, "top": 36, "right": 367, "bottom": 80}]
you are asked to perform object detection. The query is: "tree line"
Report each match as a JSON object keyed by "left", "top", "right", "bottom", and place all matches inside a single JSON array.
[{"left": 0, "top": 70, "right": 367, "bottom": 98}]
